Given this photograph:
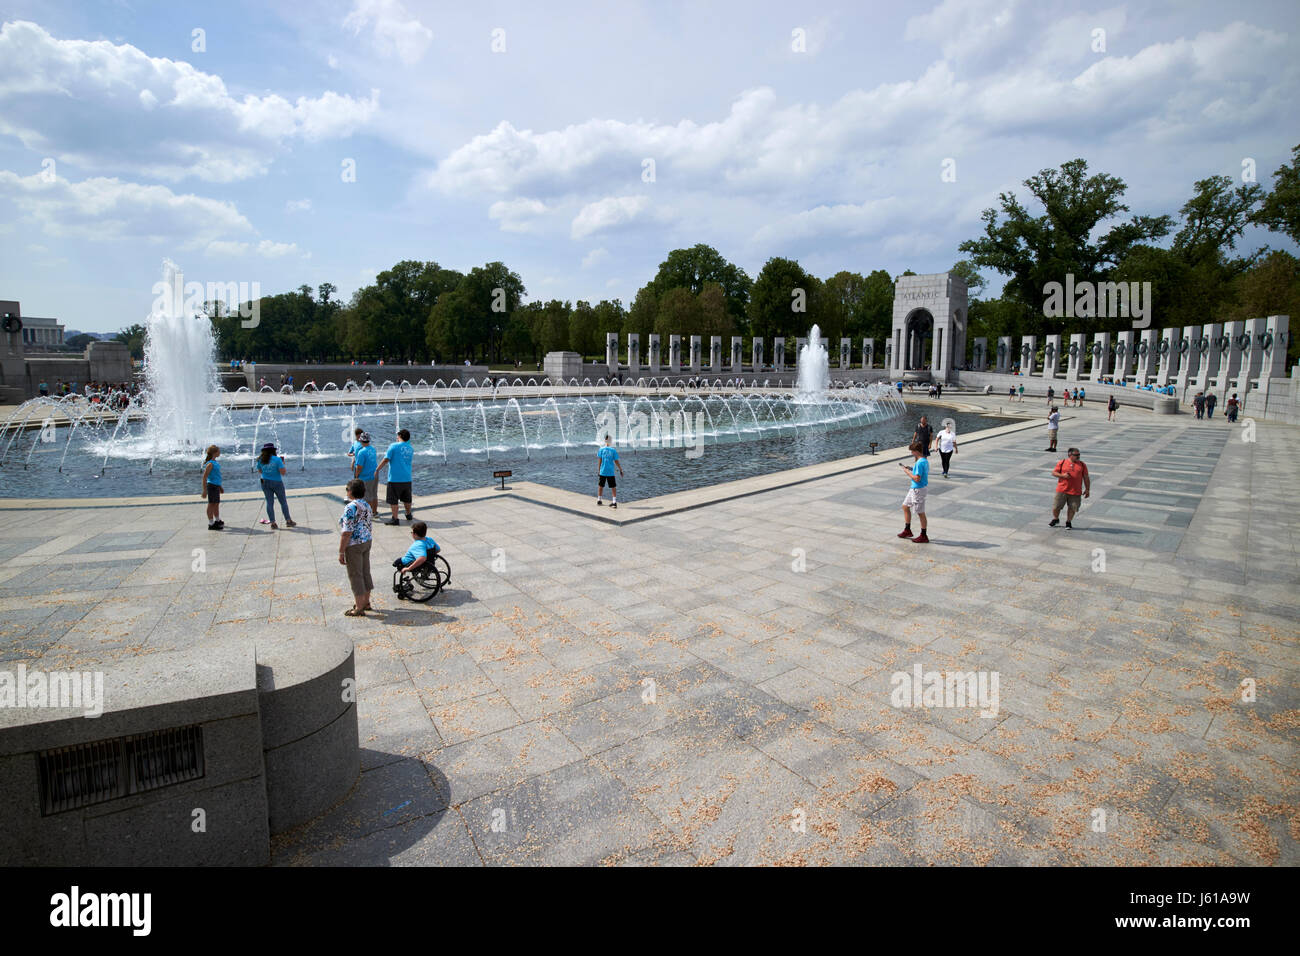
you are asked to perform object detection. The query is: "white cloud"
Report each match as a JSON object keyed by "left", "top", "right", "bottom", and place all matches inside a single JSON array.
[
  {"left": 571, "top": 196, "right": 648, "bottom": 239},
  {"left": 0, "top": 169, "right": 252, "bottom": 246},
  {"left": 256, "top": 239, "right": 298, "bottom": 258},
  {"left": 581, "top": 247, "right": 609, "bottom": 269},
  {"left": 487, "top": 197, "right": 547, "bottom": 233},
  {"left": 0, "top": 20, "right": 379, "bottom": 182},
  {"left": 285, "top": 198, "right": 313, "bottom": 213},
  {"left": 343, "top": 0, "right": 433, "bottom": 66}
]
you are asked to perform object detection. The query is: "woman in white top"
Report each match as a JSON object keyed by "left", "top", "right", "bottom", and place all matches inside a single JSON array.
[{"left": 935, "top": 424, "right": 958, "bottom": 477}]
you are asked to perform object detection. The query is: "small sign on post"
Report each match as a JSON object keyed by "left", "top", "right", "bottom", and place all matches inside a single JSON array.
[{"left": 493, "top": 470, "right": 512, "bottom": 490}]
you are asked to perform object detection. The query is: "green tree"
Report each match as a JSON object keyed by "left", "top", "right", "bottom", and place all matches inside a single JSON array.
[
  {"left": 654, "top": 287, "right": 702, "bottom": 340},
  {"left": 114, "top": 323, "right": 146, "bottom": 359},
  {"left": 650, "top": 244, "right": 751, "bottom": 329},
  {"left": 1251, "top": 144, "right": 1300, "bottom": 245},
  {"left": 748, "top": 257, "right": 816, "bottom": 340},
  {"left": 958, "top": 158, "right": 1172, "bottom": 325}
]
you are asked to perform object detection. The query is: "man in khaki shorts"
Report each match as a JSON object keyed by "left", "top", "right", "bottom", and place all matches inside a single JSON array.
[{"left": 1049, "top": 447, "right": 1090, "bottom": 530}]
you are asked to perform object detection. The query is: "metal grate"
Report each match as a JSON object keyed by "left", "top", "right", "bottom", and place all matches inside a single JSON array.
[{"left": 38, "top": 725, "right": 204, "bottom": 815}]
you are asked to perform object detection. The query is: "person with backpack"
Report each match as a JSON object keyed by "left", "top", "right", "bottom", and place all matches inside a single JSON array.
[
  {"left": 1193, "top": 391, "right": 1205, "bottom": 419},
  {"left": 1107, "top": 394, "right": 1118, "bottom": 421}
]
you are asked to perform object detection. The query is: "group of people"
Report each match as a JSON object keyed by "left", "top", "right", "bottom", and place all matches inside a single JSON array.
[
  {"left": 1191, "top": 390, "right": 1239, "bottom": 421},
  {"left": 896, "top": 413, "right": 1089, "bottom": 542},
  {"left": 198, "top": 427, "right": 432, "bottom": 617},
  {"left": 37, "top": 380, "right": 140, "bottom": 409}
]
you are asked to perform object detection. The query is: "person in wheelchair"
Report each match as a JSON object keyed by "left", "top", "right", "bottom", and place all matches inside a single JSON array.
[
  {"left": 392, "top": 521, "right": 448, "bottom": 601},
  {"left": 393, "top": 521, "right": 438, "bottom": 572}
]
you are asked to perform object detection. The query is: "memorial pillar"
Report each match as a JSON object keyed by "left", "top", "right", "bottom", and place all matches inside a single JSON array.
[{"left": 605, "top": 333, "right": 619, "bottom": 376}]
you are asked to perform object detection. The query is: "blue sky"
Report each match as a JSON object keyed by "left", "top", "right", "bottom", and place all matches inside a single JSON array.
[{"left": 1, "top": 0, "right": 1297, "bottom": 332}]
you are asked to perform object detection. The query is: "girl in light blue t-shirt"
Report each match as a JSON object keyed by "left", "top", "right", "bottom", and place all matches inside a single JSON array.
[
  {"left": 257, "top": 443, "right": 296, "bottom": 530},
  {"left": 201, "top": 445, "right": 224, "bottom": 531}
]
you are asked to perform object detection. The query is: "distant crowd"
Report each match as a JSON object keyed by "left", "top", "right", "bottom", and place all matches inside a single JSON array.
[{"left": 38, "top": 379, "right": 141, "bottom": 410}]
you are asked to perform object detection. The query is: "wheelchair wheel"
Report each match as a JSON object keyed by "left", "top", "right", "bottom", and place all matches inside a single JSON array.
[{"left": 407, "top": 554, "right": 449, "bottom": 603}]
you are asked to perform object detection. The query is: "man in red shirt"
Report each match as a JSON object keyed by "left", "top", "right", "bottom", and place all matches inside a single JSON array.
[{"left": 1049, "top": 447, "right": 1090, "bottom": 530}]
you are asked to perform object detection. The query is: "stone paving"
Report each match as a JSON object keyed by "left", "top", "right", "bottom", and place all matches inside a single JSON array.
[{"left": 1, "top": 396, "right": 1296, "bottom": 866}]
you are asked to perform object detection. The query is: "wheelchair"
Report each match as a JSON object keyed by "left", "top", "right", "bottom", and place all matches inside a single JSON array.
[{"left": 392, "top": 550, "right": 451, "bottom": 603}]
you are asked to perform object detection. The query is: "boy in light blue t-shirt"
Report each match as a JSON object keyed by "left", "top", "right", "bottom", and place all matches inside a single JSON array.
[
  {"left": 897, "top": 440, "right": 930, "bottom": 544},
  {"left": 596, "top": 434, "right": 624, "bottom": 509}
]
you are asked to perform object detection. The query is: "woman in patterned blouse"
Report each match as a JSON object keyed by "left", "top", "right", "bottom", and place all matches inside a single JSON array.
[{"left": 338, "top": 478, "right": 375, "bottom": 616}]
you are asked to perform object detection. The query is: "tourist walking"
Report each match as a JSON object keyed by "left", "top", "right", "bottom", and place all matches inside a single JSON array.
[
  {"left": 200, "top": 445, "right": 224, "bottom": 530},
  {"left": 897, "top": 441, "right": 930, "bottom": 544},
  {"left": 338, "top": 478, "right": 374, "bottom": 616},
  {"left": 353, "top": 432, "right": 379, "bottom": 514},
  {"left": 1049, "top": 447, "right": 1090, "bottom": 530},
  {"left": 1226, "top": 393, "right": 1240, "bottom": 422},
  {"left": 377, "top": 428, "right": 415, "bottom": 525},
  {"left": 912, "top": 415, "right": 934, "bottom": 458},
  {"left": 1046, "top": 386, "right": 1054, "bottom": 406},
  {"left": 348, "top": 427, "right": 363, "bottom": 467},
  {"left": 596, "top": 433, "right": 624, "bottom": 508},
  {"left": 1205, "top": 391, "right": 1217, "bottom": 419},
  {"left": 1106, "top": 394, "right": 1118, "bottom": 421},
  {"left": 1193, "top": 391, "right": 1205, "bottom": 419},
  {"left": 1045, "top": 406, "right": 1061, "bottom": 452},
  {"left": 935, "top": 422, "right": 957, "bottom": 477},
  {"left": 1078, "top": 386, "right": 1086, "bottom": 406},
  {"left": 257, "top": 442, "right": 296, "bottom": 529},
  {"left": 1018, "top": 383, "right": 1025, "bottom": 402}
]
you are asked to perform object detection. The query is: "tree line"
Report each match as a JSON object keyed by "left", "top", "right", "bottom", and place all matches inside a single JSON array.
[{"left": 123, "top": 146, "right": 1300, "bottom": 369}]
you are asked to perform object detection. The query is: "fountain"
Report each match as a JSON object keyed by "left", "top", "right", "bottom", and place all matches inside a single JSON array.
[
  {"left": 143, "top": 260, "right": 218, "bottom": 452},
  {"left": 797, "top": 324, "right": 830, "bottom": 397}
]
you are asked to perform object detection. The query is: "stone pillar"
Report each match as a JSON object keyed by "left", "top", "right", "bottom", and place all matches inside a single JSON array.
[
  {"left": 1261, "top": 315, "right": 1290, "bottom": 379},
  {"left": 839, "top": 337, "right": 851, "bottom": 370},
  {"left": 1089, "top": 332, "right": 1112, "bottom": 381},
  {"left": 627, "top": 333, "right": 640, "bottom": 376},
  {"left": 648, "top": 334, "right": 661, "bottom": 372},
  {"left": 709, "top": 336, "right": 722, "bottom": 372},
  {"left": 1196, "top": 323, "right": 1224, "bottom": 391},
  {"left": 995, "top": 336, "right": 1013, "bottom": 373},
  {"left": 1065, "top": 334, "right": 1086, "bottom": 381},
  {"left": 890, "top": 328, "right": 902, "bottom": 374},
  {"left": 689, "top": 335, "right": 702, "bottom": 372},
  {"left": 795, "top": 337, "right": 807, "bottom": 366},
  {"left": 668, "top": 334, "right": 681, "bottom": 373},
  {"left": 1177, "top": 325, "right": 1201, "bottom": 392},
  {"left": 1214, "top": 320, "right": 1245, "bottom": 393},
  {"left": 1020, "top": 336, "right": 1037, "bottom": 376},
  {"left": 1241, "top": 318, "right": 1267, "bottom": 385},
  {"left": 1136, "top": 329, "right": 1159, "bottom": 383},
  {"left": 752, "top": 337, "right": 764, "bottom": 372},
  {"left": 1114, "top": 330, "right": 1135, "bottom": 382},
  {"left": 1043, "top": 334, "right": 1062, "bottom": 378},
  {"left": 605, "top": 333, "right": 619, "bottom": 376},
  {"left": 730, "top": 336, "right": 744, "bottom": 373},
  {"left": 972, "top": 337, "right": 988, "bottom": 372},
  {"left": 932, "top": 326, "right": 947, "bottom": 376},
  {"left": 863, "top": 339, "right": 875, "bottom": 370},
  {"left": 1156, "top": 328, "right": 1178, "bottom": 386},
  {"left": 774, "top": 337, "right": 786, "bottom": 372}
]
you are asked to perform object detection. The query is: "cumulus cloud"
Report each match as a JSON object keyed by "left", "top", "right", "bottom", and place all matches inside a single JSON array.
[
  {"left": 0, "top": 20, "right": 379, "bottom": 182},
  {"left": 571, "top": 196, "right": 648, "bottom": 239},
  {"left": 343, "top": 0, "right": 433, "bottom": 65},
  {"left": 285, "top": 198, "right": 313, "bottom": 213},
  {"left": 487, "top": 197, "right": 547, "bottom": 233},
  {"left": 0, "top": 169, "right": 252, "bottom": 245},
  {"left": 581, "top": 247, "right": 609, "bottom": 269}
]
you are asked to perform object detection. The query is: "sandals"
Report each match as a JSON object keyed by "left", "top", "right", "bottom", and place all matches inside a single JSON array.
[{"left": 344, "top": 607, "right": 366, "bottom": 617}]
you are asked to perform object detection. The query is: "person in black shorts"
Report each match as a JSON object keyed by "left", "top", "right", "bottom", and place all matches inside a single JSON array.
[{"left": 596, "top": 434, "right": 623, "bottom": 508}]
